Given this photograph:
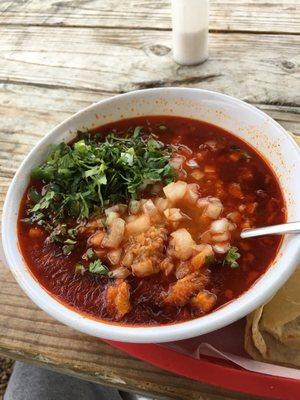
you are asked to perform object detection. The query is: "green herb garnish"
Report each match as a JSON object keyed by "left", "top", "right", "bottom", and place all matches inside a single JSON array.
[
  {"left": 29, "top": 187, "right": 42, "bottom": 203},
  {"left": 88, "top": 260, "right": 112, "bottom": 277},
  {"left": 205, "top": 247, "right": 241, "bottom": 269},
  {"left": 75, "top": 263, "right": 86, "bottom": 275},
  {"left": 86, "top": 248, "right": 96, "bottom": 260},
  {"left": 26, "top": 127, "right": 174, "bottom": 235},
  {"left": 75, "top": 259, "right": 112, "bottom": 277},
  {"left": 224, "top": 246, "right": 240, "bottom": 268},
  {"left": 62, "top": 244, "right": 74, "bottom": 255}
]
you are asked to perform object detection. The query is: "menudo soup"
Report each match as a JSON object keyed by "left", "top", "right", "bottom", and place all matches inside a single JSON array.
[{"left": 18, "top": 116, "right": 285, "bottom": 325}]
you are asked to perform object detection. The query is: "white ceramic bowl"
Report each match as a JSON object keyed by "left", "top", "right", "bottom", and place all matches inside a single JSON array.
[{"left": 2, "top": 88, "right": 300, "bottom": 343}]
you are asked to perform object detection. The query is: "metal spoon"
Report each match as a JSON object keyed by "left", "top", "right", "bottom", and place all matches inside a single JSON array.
[{"left": 240, "top": 221, "right": 300, "bottom": 239}]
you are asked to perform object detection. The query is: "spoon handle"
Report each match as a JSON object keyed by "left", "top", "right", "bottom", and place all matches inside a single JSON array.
[{"left": 241, "top": 221, "right": 300, "bottom": 239}]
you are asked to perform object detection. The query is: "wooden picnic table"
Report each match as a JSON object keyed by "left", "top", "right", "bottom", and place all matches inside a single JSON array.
[{"left": 0, "top": 1, "right": 299, "bottom": 399}]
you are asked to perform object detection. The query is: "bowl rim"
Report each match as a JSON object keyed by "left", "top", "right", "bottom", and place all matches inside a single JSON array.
[{"left": 2, "top": 87, "right": 300, "bottom": 343}]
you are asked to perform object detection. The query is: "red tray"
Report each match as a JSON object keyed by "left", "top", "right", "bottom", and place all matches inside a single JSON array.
[{"left": 104, "top": 320, "right": 299, "bottom": 400}]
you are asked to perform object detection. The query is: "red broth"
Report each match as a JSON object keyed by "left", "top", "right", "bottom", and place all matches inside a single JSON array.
[{"left": 18, "top": 116, "right": 285, "bottom": 325}]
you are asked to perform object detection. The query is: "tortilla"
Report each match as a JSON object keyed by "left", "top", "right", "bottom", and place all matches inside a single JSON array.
[
  {"left": 245, "top": 268, "right": 300, "bottom": 368},
  {"left": 260, "top": 268, "right": 300, "bottom": 348},
  {"left": 245, "top": 310, "right": 265, "bottom": 361}
]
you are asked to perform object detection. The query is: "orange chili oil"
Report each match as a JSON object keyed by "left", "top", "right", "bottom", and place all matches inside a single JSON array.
[{"left": 18, "top": 116, "right": 285, "bottom": 325}]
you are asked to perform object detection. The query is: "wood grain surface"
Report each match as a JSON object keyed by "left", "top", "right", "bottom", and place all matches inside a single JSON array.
[
  {"left": 0, "top": 1, "right": 299, "bottom": 399},
  {"left": 0, "top": 0, "right": 299, "bottom": 33},
  {"left": 0, "top": 26, "right": 299, "bottom": 104}
]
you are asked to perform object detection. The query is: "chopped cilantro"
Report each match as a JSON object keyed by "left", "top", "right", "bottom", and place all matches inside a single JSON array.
[
  {"left": 62, "top": 244, "right": 75, "bottom": 255},
  {"left": 26, "top": 126, "right": 175, "bottom": 241},
  {"left": 86, "top": 248, "right": 96, "bottom": 260},
  {"left": 205, "top": 247, "right": 241, "bottom": 269},
  {"left": 224, "top": 246, "right": 240, "bottom": 268},
  {"left": 88, "top": 260, "right": 112, "bottom": 277},
  {"left": 74, "top": 264, "right": 86, "bottom": 275},
  {"left": 75, "top": 259, "right": 112, "bottom": 276},
  {"left": 28, "top": 187, "right": 41, "bottom": 203}
]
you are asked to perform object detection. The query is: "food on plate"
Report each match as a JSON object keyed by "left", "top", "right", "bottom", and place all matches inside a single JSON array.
[
  {"left": 245, "top": 267, "right": 300, "bottom": 368},
  {"left": 18, "top": 116, "right": 285, "bottom": 325}
]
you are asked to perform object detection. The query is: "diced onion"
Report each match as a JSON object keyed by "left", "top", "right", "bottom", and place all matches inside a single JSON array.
[
  {"left": 192, "top": 244, "right": 208, "bottom": 254},
  {"left": 170, "top": 228, "right": 196, "bottom": 260},
  {"left": 80, "top": 218, "right": 104, "bottom": 235},
  {"left": 105, "top": 205, "right": 119, "bottom": 215},
  {"left": 213, "top": 242, "right": 230, "bottom": 254},
  {"left": 197, "top": 198, "right": 210, "bottom": 209},
  {"left": 164, "top": 208, "right": 189, "bottom": 222},
  {"left": 111, "top": 266, "right": 130, "bottom": 279},
  {"left": 175, "top": 261, "right": 190, "bottom": 279},
  {"left": 142, "top": 199, "right": 158, "bottom": 215},
  {"left": 107, "top": 248, "right": 122, "bottom": 265},
  {"left": 139, "top": 199, "right": 148, "bottom": 206},
  {"left": 186, "top": 158, "right": 199, "bottom": 168},
  {"left": 197, "top": 197, "right": 223, "bottom": 219},
  {"left": 132, "top": 260, "right": 157, "bottom": 278},
  {"left": 163, "top": 181, "right": 187, "bottom": 202},
  {"left": 122, "top": 251, "right": 134, "bottom": 267},
  {"left": 161, "top": 258, "right": 174, "bottom": 276},
  {"left": 204, "top": 201, "right": 223, "bottom": 219},
  {"left": 88, "top": 230, "right": 105, "bottom": 247},
  {"left": 185, "top": 183, "right": 200, "bottom": 204},
  {"left": 210, "top": 218, "right": 229, "bottom": 234},
  {"left": 126, "top": 214, "right": 151, "bottom": 236},
  {"left": 169, "top": 155, "right": 185, "bottom": 170},
  {"left": 155, "top": 197, "right": 172, "bottom": 212},
  {"left": 211, "top": 231, "right": 230, "bottom": 242},
  {"left": 129, "top": 200, "right": 141, "bottom": 215},
  {"left": 102, "top": 218, "right": 125, "bottom": 249},
  {"left": 228, "top": 222, "right": 237, "bottom": 231},
  {"left": 106, "top": 211, "right": 119, "bottom": 226}
]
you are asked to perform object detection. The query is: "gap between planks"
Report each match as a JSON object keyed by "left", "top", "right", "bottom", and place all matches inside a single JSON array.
[{"left": 0, "top": 22, "right": 299, "bottom": 36}]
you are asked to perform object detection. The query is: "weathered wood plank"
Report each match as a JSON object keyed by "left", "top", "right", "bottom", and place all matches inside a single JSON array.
[
  {"left": 0, "top": 83, "right": 299, "bottom": 184},
  {"left": 0, "top": 265, "right": 258, "bottom": 400},
  {"left": 0, "top": 0, "right": 299, "bottom": 34},
  {"left": 0, "top": 84, "right": 298, "bottom": 398},
  {"left": 0, "top": 26, "right": 299, "bottom": 105}
]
